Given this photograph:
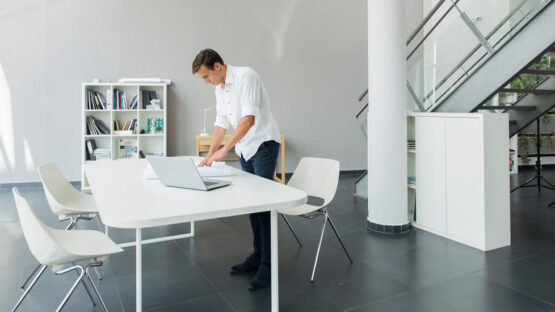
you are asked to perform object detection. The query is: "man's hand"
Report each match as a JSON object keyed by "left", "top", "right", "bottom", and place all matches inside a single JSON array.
[
  {"left": 198, "top": 148, "right": 228, "bottom": 167},
  {"left": 206, "top": 148, "right": 228, "bottom": 166},
  {"left": 197, "top": 157, "right": 210, "bottom": 167}
]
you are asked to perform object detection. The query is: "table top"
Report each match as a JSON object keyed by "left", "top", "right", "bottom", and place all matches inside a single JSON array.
[{"left": 84, "top": 158, "right": 306, "bottom": 229}]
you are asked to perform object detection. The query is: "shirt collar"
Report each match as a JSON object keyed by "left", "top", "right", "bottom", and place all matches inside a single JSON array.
[{"left": 224, "top": 65, "right": 235, "bottom": 86}]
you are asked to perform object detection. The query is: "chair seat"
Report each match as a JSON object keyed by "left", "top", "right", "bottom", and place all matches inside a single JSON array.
[
  {"left": 42, "top": 227, "right": 122, "bottom": 266},
  {"left": 278, "top": 203, "right": 323, "bottom": 216},
  {"left": 57, "top": 193, "right": 98, "bottom": 217}
]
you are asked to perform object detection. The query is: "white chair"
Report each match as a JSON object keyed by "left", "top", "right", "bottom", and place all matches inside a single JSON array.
[
  {"left": 278, "top": 157, "right": 353, "bottom": 282},
  {"left": 11, "top": 187, "right": 123, "bottom": 312},
  {"left": 19, "top": 162, "right": 104, "bottom": 290},
  {"left": 38, "top": 162, "right": 100, "bottom": 230}
]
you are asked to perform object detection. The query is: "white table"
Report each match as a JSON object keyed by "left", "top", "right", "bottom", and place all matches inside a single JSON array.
[{"left": 84, "top": 158, "right": 307, "bottom": 311}]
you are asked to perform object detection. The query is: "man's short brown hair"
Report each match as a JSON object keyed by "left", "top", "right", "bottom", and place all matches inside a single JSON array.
[{"left": 192, "top": 49, "right": 225, "bottom": 74}]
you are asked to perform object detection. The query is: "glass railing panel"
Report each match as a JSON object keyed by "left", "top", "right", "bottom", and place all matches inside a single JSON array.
[
  {"left": 406, "top": 0, "right": 551, "bottom": 112},
  {"left": 435, "top": 45, "right": 490, "bottom": 105},
  {"left": 407, "top": 11, "right": 482, "bottom": 110},
  {"left": 463, "top": 0, "right": 527, "bottom": 45},
  {"left": 472, "top": 0, "right": 548, "bottom": 50},
  {"left": 357, "top": 109, "right": 368, "bottom": 139}
]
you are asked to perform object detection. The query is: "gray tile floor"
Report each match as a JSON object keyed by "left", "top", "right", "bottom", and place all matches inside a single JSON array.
[{"left": 2, "top": 170, "right": 555, "bottom": 311}]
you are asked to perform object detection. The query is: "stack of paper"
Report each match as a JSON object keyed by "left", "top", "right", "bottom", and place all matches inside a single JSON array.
[
  {"left": 94, "top": 148, "right": 111, "bottom": 160},
  {"left": 194, "top": 161, "right": 232, "bottom": 177}
]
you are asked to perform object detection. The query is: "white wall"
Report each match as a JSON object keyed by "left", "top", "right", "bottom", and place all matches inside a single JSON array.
[{"left": 0, "top": 0, "right": 423, "bottom": 183}]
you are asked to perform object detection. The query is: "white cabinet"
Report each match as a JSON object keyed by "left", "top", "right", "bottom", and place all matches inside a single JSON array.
[
  {"left": 415, "top": 117, "right": 447, "bottom": 233},
  {"left": 411, "top": 112, "right": 510, "bottom": 251}
]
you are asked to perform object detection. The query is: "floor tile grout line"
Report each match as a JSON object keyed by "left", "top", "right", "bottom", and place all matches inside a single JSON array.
[
  {"left": 191, "top": 262, "right": 237, "bottom": 312},
  {"left": 478, "top": 271, "right": 555, "bottom": 308},
  {"left": 142, "top": 292, "right": 236, "bottom": 312},
  {"left": 104, "top": 258, "right": 127, "bottom": 312}
]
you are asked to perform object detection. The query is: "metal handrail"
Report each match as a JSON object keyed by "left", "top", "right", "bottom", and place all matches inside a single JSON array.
[
  {"left": 357, "top": 0, "right": 454, "bottom": 107},
  {"left": 356, "top": 0, "right": 551, "bottom": 114},
  {"left": 427, "top": 0, "right": 548, "bottom": 109},
  {"left": 421, "top": 0, "right": 531, "bottom": 108},
  {"left": 406, "top": 0, "right": 459, "bottom": 61},
  {"left": 406, "top": 0, "right": 447, "bottom": 45},
  {"left": 355, "top": 103, "right": 368, "bottom": 119}
]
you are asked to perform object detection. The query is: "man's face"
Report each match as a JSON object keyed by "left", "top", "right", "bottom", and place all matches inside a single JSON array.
[{"left": 196, "top": 63, "right": 224, "bottom": 85}]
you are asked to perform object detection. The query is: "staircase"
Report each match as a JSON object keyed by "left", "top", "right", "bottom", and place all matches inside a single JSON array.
[
  {"left": 475, "top": 46, "right": 555, "bottom": 136},
  {"left": 354, "top": 0, "right": 554, "bottom": 199}
]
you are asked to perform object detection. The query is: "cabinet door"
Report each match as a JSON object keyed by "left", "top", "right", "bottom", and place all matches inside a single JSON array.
[
  {"left": 445, "top": 117, "right": 484, "bottom": 246},
  {"left": 415, "top": 117, "right": 446, "bottom": 233}
]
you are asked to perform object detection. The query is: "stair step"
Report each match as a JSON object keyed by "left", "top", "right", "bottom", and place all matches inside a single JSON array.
[
  {"left": 510, "top": 120, "right": 518, "bottom": 125},
  {"left": 502, "top": 88, "right": 555, "bottom": 95},
  {"left": 520, "top": 69, "right": 555, "bottom": 76},
  {"left": 480, "top": 105, "right": 536, "bottom": 111}
]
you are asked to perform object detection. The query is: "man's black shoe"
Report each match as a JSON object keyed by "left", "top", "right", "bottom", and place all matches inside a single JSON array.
[
  {"left": 249, "top": 264, "right": 270, "bottom": 291},
  {"left": 230, "top": 254, "right": 261, "bottom": 274}
]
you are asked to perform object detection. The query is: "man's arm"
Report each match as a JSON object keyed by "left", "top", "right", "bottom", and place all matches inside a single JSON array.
[
  {"left": 205, "top": 115, "right": 254, "bottom": 166},
  {"left": 197, "top": 126, "right": 227, "bottom": 167}
]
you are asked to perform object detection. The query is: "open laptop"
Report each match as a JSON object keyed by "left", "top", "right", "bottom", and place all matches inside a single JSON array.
[{"left": 146, "top": 156, "right": 231, "bottom": 191}]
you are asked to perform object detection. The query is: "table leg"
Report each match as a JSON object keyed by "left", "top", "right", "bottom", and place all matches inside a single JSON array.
[
  {"left": 136, "top": 228, "right": 142, "bottom": 311},
  {"left": 270, "top": 210, "right": 279, "bottom": 311}
]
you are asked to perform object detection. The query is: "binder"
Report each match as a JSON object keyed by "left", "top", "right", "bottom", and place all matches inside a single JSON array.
[{"left": 86, "top": 139, "right": 97, "bottom": 160}]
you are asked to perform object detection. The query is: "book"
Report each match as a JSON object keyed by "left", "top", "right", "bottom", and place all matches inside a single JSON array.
[
  {"left": 118, "top": 138, "right": 138, "bottom": 159},
  {"left": 129, "top": 95, "right": 138, "bottom": 110},
  {"left": 141, "top": 90, "right": 158, "bottom": 109},
  {"left": 85, "top": 139, "right": 97, "bottom": 160},
  {"left": 95, "top": 119, "right": 111, "bottom": 134},
  {"left": 142, "top": 91, "right": 150, "bottom": 109}
]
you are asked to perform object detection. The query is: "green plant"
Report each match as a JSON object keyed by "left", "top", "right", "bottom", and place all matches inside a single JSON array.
[
  {"left": 531, "top": 133, "right": 544, "bottom": 148},
  {"left": 519, "top": 135, "right": 529, "bottom": 152},
  {"left": 542, "top": 114, "right": 551, "bottom": 124},
  {"left": 521, "top": 154, "right": 531, "bottom": 165},
  {"left": 548, "top": 132, "right": 555, "bottom": 149}
]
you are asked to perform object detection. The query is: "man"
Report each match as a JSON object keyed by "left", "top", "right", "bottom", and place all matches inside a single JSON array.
[{"left": 192, "top": 49, "right": 281, "bottom": 290}]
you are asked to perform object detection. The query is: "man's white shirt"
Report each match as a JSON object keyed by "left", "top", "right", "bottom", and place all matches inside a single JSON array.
[{"left": 214, "top": 65, "right": 281, "bottom": 161}]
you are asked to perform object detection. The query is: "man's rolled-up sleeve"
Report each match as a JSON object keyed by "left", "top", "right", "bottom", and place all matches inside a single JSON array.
[
  {"left": 214, "top": 108, "right": 230, "bottom": 129},
  {"left": 240, "top": 71, "right": 261, "bottom": 117}
]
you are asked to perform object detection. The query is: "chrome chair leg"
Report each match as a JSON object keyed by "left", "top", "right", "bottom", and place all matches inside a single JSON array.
[
  {"left": 20, "top": 217, "right": 76, "bottom": 290},
  {"left": 86, "top": 262, "right": 109, "bottom": 312},
  {"left": 311, "top": 213, "right": 328, "bottom": 283},
  {"left": 72, "top": 262, "right": 96, "bottom": 306},
  {"left": 93, "top": 266, "right": 103, "bottom": 280},
  {"left": 55, "top": 265, "right": 85, "bottom": 312},
  {"left": 12, "top": 265, "right": 47, "bottom": 312},
  {"left": 281, "top": 214, "right": 302, "bottom": 247},
  {"left": 327, "top": 216, "right": 353, "bottom": 263},
  {"left": 19, "top": 263, "right": 41, "bottom": 290}
]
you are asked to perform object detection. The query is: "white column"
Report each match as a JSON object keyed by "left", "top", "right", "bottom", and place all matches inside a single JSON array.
[{"left": 367, "top": 0, "right": 409, "bottom": 232}]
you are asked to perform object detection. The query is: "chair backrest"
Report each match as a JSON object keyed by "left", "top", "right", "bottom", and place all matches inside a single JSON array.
[
  {"left": 287, "top": 157, "right": 340, "bottom": 207},
  {"left": 38, "top": 162, "right": 78, "bottom": 215},
  {"left": 12, "top": 187, "right": 68, "bottom": 265}
]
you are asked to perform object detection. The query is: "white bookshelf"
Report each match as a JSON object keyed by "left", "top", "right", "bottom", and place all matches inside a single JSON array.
[{"left": 81, "top": 82, "right": 168, "bottom": 190}]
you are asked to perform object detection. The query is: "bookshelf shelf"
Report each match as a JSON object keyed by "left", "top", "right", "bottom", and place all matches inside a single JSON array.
[
  {"left": 85, "top": 135, "right": 111, "bottom": 138},
  {"left": 82, "top": 82, "right": 168, "bottom": 189}
]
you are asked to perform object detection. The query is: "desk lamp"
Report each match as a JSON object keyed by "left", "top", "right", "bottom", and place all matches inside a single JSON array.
[{"left": 200, "top": 105, "right": 216, "bottom": 136}]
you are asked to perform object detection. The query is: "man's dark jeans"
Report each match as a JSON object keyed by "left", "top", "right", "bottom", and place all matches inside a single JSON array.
[{"left": 239, "top": 140, "right": 280, "bottom": 266}]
